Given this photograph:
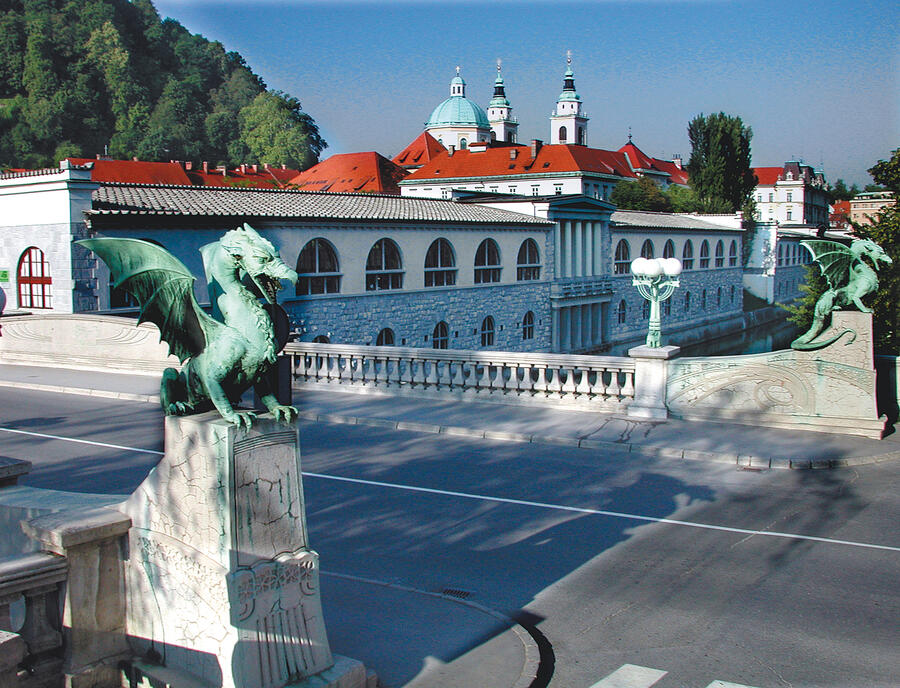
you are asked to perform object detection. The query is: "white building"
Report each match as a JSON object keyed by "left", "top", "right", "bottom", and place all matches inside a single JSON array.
[
  {"left": 423, "top": 68, "right": 491, "bottom": 152},
  {"left": 752, "top": 161, "right": 829, "bottom": 227}
]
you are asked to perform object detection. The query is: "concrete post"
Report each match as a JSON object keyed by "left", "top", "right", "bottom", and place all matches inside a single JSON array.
[
  {"left": 627, "top": 345, "right": 680, "bottom": 420},
  {"left": 23, "top": 507, "right": 132, "bottom": 688},
  {"left": 0, "top": 630, "right": 26, "bottom": 688}
]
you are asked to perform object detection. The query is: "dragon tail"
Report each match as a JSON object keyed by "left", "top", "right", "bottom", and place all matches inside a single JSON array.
[{"left": 790, "top": 328, "right": 856, "bottom": 351}]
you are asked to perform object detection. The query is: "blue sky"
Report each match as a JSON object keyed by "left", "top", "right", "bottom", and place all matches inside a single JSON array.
[{"left": 155, "top": 0, "right": 899, "bottom": 186}]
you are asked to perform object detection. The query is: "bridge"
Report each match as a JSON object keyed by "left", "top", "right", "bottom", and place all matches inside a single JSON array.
[{"left": 0, "top": 314, "right": 899, "bottom": 687}]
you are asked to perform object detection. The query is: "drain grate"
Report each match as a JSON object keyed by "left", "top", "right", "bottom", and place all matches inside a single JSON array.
[{"left": 440, "top": 587, "right": 472, "bottom": 600}]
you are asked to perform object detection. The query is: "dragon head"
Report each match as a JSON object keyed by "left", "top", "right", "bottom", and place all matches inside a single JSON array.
[
  {"left": 851, "top": 238, "right": 893, "bottom": 269},
  {"left": 220, "top": 224, "right": 298, "bottom": 304}
]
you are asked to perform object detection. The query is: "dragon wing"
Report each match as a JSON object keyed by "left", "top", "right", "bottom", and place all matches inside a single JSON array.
[
  {"left": 77, "top": 238, "right": 222, "bottom": 363},
  {"left": 800, "top": 240, "right": 853, "bottom": 290}
]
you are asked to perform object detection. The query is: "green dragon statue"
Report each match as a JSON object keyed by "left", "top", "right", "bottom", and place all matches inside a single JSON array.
[
  {"left": 77, "top": 224, "right": 299, "bottom": 428},
  {"left": 791, "top": 238, "right": 892, "bottom": 350}
]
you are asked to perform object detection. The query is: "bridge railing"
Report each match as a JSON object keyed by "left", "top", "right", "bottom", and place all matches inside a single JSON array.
[
  {"left": 0, "top": 552, "right": 66, "bottom": 687},
  {"left": 282, "top": 342, "right": 635, "bottom": 410}
]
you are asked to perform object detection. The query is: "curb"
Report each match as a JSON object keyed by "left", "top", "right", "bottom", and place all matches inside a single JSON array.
[
  {"left": 0, "top": 379, "right": 159, "bottom": 404},
  {"left": 10, "top": 380, "right": 899, "bottom": 470},
  {"left": 298, "top": 410, "right": 900, "bottom": 470},
  {"left": 320, "top": 570, "right": 540, "bottom": 688}
]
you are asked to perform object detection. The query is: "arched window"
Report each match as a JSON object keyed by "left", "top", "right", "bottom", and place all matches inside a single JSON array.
[
  {"left": 641, "top": 239, "right": 654, "bottom": 260},
  {"left": 366, "top": 238, "right": 403, "bottom": 291},
  {"left": 313, "top": 334, "right": 330, "bottom": 344},
  {"left": 459, "top": 138, "right": 468, "bottom": 150},
  {"left": 296, "top": 238, "right": 341, "bottom": 295},
  {"left": 522, "top": 311, "right": 534, "bottom": 340},
  {"left": 699, "top": 240, "right": 710, "bottom": 268},
  {"left": 682, "top": 241, "right": 694, "bottom": 270},
  {"left": 474, "top": 238, "right": 501, "bottom": 283},
  {"left": 684, "top": 291, "right": 691, "bottom": 311},
  {"left": 432, "top": 321, "right": 449, "bottom": 349},
  {"left": 17, "top": 247, "right": 51, "bottom": 309},
  {"left": 516, "top": 239, "right": 541, "bottom": 280},
  {"left": 729, "top": 240, "right": 738, "bottom": 267},
  {"left": 558, "top": 126, "right": 567, "bottom": 143},
  {"left": 663, "top": 240, "right": 675, "bottom": 259},
  {"left": 577, "top": 127, "right": 585, "bottom": 145},
  {"left": 617, "top": 299, "right": 627, "bottom": 324},
  {"left": 480, "top": 316, "right": 495, "bottom": 347},
  {"left": 376, "top": 328, "right": 394, "bottom": 346},
  {"left": 614, "top": 240, "right": 631, "bottom": 274},
  {"left": 715, "top": 240, "right": 724, "bottom": 267},
  {"left": 425, "top": 238, "right": 456, "bottom": 287}
]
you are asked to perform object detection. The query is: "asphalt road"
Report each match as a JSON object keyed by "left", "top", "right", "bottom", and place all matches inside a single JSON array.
[{"left": 2, "top": 387, "right": 899, "bottom": 687}]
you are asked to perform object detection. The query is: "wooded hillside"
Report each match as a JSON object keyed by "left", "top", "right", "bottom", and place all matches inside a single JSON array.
[{"left": 0, "top": 0, "right": 325, "bottom": 169}]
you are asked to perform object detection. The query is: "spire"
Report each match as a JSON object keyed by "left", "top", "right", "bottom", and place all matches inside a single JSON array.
[
  {"left": 558, "top": 50, "right": 580, "bottom": 102},
  {"left": 490, "top": 58, "right": 510, "bottom": 107},
  {"left": 450, "top": 66, "right": 466, "bottom": 97}
]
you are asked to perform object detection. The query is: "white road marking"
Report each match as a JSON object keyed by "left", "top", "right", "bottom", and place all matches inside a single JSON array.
[
  {"left": 0, "top": 426, "right": 164, "bottom": 456},
  {"left": 589, "top": 664, "right": 667, "bottom": 688},
  {"left": 303, "top": 472, "right": 900, "bottom": 553},
  {"left": 7, "top": 425, "right": 900, "bottom": 554},
  {"left": 705, "top": 682, "right": 760, "bottom": 688}
]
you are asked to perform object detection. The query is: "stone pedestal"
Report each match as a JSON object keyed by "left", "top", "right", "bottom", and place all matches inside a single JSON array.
[
  {"left": 121, "top": 413, "right": 349, "bottom": 688},
  {"left": 627, "top": 345, "right": 680, "bottom": 420}
]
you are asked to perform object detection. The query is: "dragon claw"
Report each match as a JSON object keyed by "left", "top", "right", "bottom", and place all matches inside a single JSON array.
[
  {"left": 270, "top": 405, "right": 298, "bottom": 425},
  {"left": 229, "top": 411, "right": 257, "bottom": 430}
]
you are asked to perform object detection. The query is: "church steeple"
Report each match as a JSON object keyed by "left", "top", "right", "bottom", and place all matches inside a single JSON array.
[
  {"left": 550, "top": 51, "right": 588, "bottom": 146},
  {"left": 487, "top": 60, "right": 518, "bottom": 143}
]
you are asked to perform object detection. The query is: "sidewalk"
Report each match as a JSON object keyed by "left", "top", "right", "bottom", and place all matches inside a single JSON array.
[{"left": 2, "top": 363, "right": 899, "bottom": 469}]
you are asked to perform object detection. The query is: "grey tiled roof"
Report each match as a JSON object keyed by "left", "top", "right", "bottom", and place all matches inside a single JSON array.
[
  {"left": 89, "top": 183, "right": 552, "bottom": 225},
  {"left": 611, "top": 210, "right": 741, "bottom": 231}
]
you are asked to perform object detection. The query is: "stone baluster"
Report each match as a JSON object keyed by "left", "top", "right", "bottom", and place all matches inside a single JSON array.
[
  {"left": 560, "top": 365, "right": 578, "bottom": 397},
  {"left": 22, "top": 508, "right": 132, "bottom": 688},
  {"left": 411, "top": 356, "right": 426, "bottom": 387},
  {"left": 0, "top": 630, "right": 26, "bottom": 688},
  {"left": 533, "top": 365, "right": 549, "bottom": 397},
  {"left": 575, "top": 366, "right": 593, "bottom": 396},
  {"left": 437, "top": 359, "right": 453, "bottom": 388},
  {"left": 621, "top": 370, "right": 635, "bottom": 399},
  {"left": 546, "top": 364, "right": 563, "bottom": 398},
  {"left": 605, "top": 368, "right": 621, "bottom": 397},
  {"left": 476, "top": 362, "right": 491, "bottom": 393},
  {"left": 450, "top": 359, "right": 466, "bottom": 389}
]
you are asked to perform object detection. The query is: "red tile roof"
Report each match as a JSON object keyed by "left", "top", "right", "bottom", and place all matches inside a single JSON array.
[
  {"left": 392, "top": 132, "right": 446, "bottom": 169},
  {"left": 752, "top": 167, "right": 783, "bottom": 185},
  {"left": 617, "top": 142, "right": 689, "bottom": 185},
  {"left": 288, "top": 152, "right": 409, "bottom": 194},
  {"left": 618, "top": 141, "right": 656, "bottom": 171},
  {"left": 65, "top": 158, "right": 193, "bottom": 185},
  {"left": 189, "top": 164, "right": 299, "bottom": 188},
  {"left": 652, "top": 158, "right": 689, "bottom": 186},
  {"left": 404, "top": 143, "right": 641, "bottom": 182}
]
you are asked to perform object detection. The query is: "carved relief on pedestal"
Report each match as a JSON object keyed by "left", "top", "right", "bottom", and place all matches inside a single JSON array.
[{"left": 229, "top": 552, "right": 332, "bottom": 688}]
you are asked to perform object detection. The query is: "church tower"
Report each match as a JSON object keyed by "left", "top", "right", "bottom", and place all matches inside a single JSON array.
[
  {"left": 487, "top": 61, "right": 518, "bottom": 143},
  {"left": 424, "top": 67, "right": 491, "bottom": 151},
  {"left": 550, "top": 52, "right": 588, "bottom": 146}
]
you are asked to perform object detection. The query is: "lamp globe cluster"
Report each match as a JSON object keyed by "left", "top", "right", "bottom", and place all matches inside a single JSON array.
[{"left": 630, "top": 257, "right": 682, "bottom": 278}]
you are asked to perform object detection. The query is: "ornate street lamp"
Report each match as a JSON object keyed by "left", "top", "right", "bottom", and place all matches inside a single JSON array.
[{"left": 631, "top": 257, "right": 682, "bottom": 347}]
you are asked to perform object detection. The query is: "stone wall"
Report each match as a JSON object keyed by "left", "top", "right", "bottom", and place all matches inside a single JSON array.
[{"left": 284, "top": 280, "right": 552, "bottom": 352}]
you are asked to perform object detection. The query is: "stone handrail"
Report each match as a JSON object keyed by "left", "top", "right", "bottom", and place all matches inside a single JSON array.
[
  {"left": 0, "top": 552, "right": 66, "bottom": 687},
  {"left": 283, "top": 342, "right": 635, "bottom": 409}
]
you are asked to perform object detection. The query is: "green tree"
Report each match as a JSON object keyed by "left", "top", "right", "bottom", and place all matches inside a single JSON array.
[
  {"left": 787, "top": 149, "right": 899, "bottom": 353},
  {"left": 610, "top": 176, "right": 672, "bottom": 212},
  {"left": 239, "top": 91, "right": 326, "bottom": 170},
  {"left": 854, "top": 149, "right": 900, "bottom": 353},
  {"left": 827, "top": 178, "right": 857, "bottom": 203},
  {"left": 686, "top": 112, "right": 757, "bottom": 213},
  {"left": 664, "top": 184, "right": 702, "bottom": 212}
]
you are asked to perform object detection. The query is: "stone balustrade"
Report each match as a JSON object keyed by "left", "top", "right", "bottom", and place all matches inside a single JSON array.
[
  {"left": 0, "top": 552, "right": 67, "bottom": 687},
  {"left": 283, "top": 342, "right": 635, "bottom": 410}
]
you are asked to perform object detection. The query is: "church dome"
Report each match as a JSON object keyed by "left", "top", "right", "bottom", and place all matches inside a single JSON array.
[
  {"left": 426, "top": 97, "right": 490, "bottom": 128},
  {"left": 426, "top": 69, "right": 490, "bottom": 129}
]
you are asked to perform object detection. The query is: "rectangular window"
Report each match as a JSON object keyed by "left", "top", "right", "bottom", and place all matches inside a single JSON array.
[
  {"left": 509, "top": 186, "right": 516, "bottom": 194},
  {"left": 786, "top": 192, "right": 792, "bottom": 202},
  {"left": 554, "top": 184, "right": 563, "bottom": 195},
  {"left": 531, "top": 185, "right": 540, "bottom": 196},
  {"left": 769, "top": 193, "right": 774, "bottom": 203},
  {"left": 786, "top": 208, "right": 792, "bottom": 220}
]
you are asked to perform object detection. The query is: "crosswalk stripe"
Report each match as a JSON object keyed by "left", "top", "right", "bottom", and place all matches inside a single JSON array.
[
  {"left": 704, "top": 682, "right": 760, "bottom": 688},
  {"left": 589, "top": 664, "right": 668, "bottom": 688}
]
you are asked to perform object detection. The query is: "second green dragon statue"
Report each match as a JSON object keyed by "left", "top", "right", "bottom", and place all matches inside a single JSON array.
[
  {"left": 78, "top": 224, "right": 299, "bottom": 428},
  {"left": 791, "top": 238, "right": 892, "bottom": 350}
]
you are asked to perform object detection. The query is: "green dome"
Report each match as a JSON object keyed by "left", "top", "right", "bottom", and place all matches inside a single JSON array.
[{"left": 426, "top": 96, "right": 490, "bottom": 128}]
